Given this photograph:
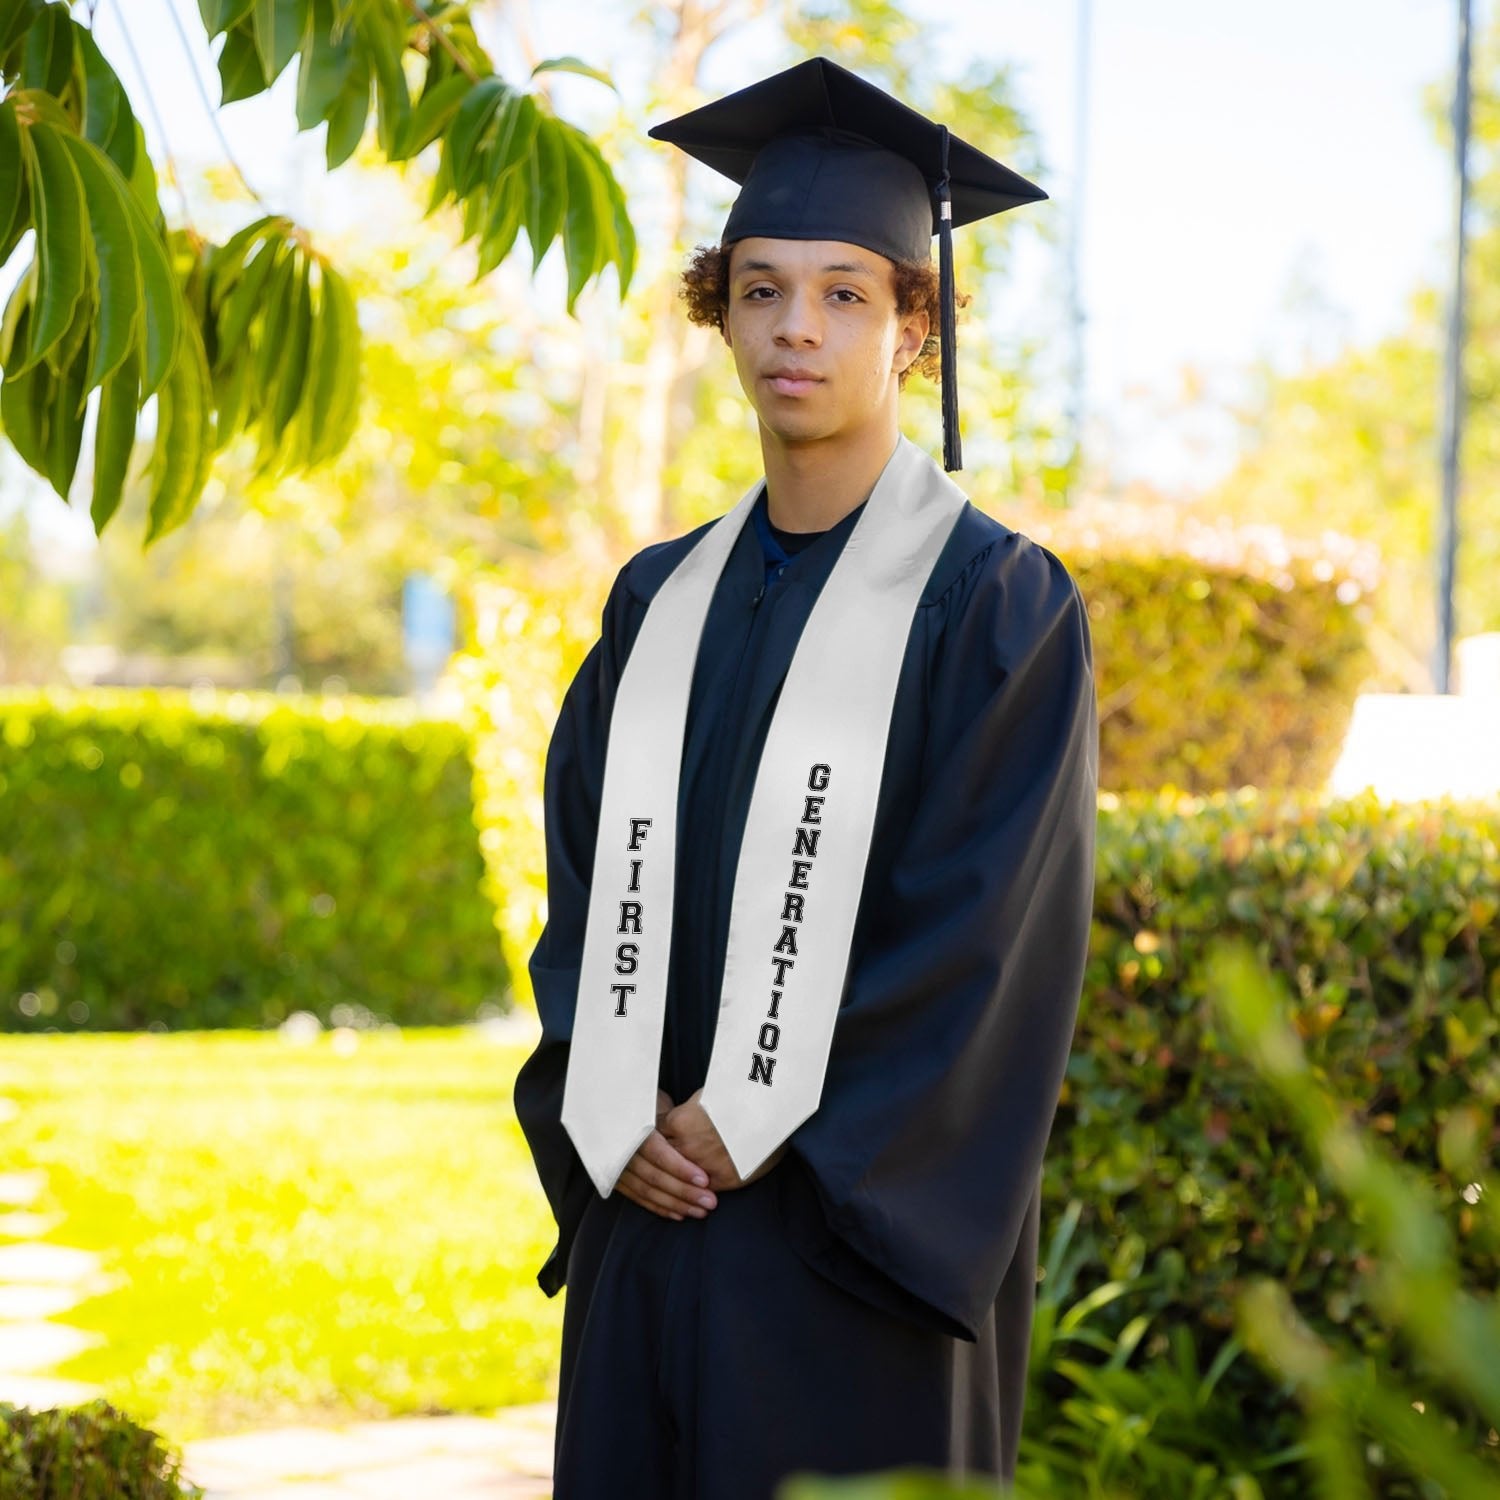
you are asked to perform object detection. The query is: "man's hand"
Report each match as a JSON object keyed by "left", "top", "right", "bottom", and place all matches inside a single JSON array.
[
  {"left": 613, "top": 1088, "right": 720, "bottom": 1221},
  {"left": 660, "top": 1087, "right": 789, "bottom": 1191}
]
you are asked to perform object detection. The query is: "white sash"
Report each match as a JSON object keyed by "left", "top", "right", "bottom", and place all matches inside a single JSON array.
[{"left": 561, "top": 435, "right": 968, "bottom": 1196}]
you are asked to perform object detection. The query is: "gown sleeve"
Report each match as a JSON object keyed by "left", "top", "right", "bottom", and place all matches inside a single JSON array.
[
  {"left": 513, "top": 561, "right": 637, "bottom": 1297},
  {"left": 776, "top": 532, "right": 1100, "bottom": 1343}
]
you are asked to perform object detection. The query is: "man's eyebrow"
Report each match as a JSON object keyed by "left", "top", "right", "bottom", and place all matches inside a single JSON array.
[{"left": 734, "top": 258, "right": 878, "bottom": 276}]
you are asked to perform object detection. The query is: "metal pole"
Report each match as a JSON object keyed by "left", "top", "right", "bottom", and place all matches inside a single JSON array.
[
  {"left": 1064, "top": 0, "right": 1091, "bottom": 502},
  {"left": 1435, "top": 0, "right": 1472, "bottom": 693}
]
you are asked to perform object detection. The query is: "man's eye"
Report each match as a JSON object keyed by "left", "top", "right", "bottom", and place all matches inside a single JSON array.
[
  {"left": 831, "top": 289, "right": 862, "bottom": 303},
  {"left": 745, "top": 286, "right": 777, "bottom": 299}
]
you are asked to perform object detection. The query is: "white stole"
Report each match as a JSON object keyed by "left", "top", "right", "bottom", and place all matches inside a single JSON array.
[{"left": 561, "top": 435, "right": 968, "bottom": 1195}]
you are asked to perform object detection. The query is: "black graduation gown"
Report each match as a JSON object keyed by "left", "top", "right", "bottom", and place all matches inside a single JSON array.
[{"left": 514, "top": 477, "right": 1098, "bottom": 1498}]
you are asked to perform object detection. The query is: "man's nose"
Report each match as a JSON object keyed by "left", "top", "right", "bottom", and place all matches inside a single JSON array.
[{"left": 773, "top": 287, "right": 822, "bottom": 345}]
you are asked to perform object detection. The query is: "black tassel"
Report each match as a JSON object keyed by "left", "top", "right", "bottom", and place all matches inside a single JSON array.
[{"left": 937, "top": 125, "right": 962, "bottom": 473}]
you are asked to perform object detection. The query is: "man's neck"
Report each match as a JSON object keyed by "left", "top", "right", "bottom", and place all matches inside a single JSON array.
[{"left": 759, "top": 409, "right": 901, "bottom": 533}]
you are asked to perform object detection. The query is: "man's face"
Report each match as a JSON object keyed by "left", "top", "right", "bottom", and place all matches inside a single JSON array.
[{"left": 722, "top": 237, "right": 927, "bottom": 448}]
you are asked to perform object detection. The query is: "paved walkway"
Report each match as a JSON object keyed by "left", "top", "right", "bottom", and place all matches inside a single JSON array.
[
  {"left": 0, "top": 1157, "right": 117, "bottom": 1412},
  {"left": 178, "top": 1406, "right": 556, "bottom": 1499}
]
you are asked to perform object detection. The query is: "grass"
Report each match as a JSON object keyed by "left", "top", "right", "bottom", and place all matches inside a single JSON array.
[{"left": 0, "top": 1029, "right": 561, "bottom": 1447}]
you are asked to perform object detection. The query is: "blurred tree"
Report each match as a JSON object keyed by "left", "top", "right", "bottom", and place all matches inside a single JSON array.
[
  {"left": 1189, "top": 11, "right": 1500, "bottom": 691},
  {"left": 0, "top": 0, "right": 634, "bottom": 544},
  {"left": 0, "top": 503, "right": 70, "bottom": 683}
]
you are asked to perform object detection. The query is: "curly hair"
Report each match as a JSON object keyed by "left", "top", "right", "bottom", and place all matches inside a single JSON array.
[{"left": 678, "top": 241, "right": 968, "bottom": 388}]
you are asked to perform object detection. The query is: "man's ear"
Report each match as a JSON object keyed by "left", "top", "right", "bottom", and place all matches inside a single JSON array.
[{"left": 896, "top": 306, "right": 929, "bottom": 374}]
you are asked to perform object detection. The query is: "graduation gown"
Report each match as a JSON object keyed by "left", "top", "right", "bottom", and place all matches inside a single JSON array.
[{"left": 514, "top": 477, "right": 1098, "bottom": 1497}]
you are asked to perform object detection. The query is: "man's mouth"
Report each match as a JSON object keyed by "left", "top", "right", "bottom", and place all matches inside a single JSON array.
[{"left": 764, "top": 370, "right": 823, "bottom": 396}]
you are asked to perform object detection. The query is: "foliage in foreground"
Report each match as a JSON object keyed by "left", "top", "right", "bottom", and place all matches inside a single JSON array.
[{"left": 0, "top": 1399, "right": 202, "bottom": 1500}]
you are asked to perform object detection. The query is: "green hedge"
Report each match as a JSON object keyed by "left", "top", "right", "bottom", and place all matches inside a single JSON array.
[
  {"left": 1037, "top": 788, "right": 1500, "bottom": 1482},
  {"left": 0, "top": 687, "right": 508, "bottom": 1031},
  {"left": 1074, "top": 553, "right": 1370, "bottom": 794}
]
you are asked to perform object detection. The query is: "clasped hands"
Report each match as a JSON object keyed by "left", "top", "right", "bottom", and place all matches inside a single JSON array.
[{"left": 613, "top": 1086, "right": 788, "bottom": 1221}]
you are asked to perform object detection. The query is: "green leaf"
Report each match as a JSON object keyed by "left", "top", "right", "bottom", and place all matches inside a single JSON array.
[
  {"left": 70, "top": 124, "right": 184, "bottom": 402},
  {"left": 124, "top": 116, "right": 160, "bottom": 225},
  {"left": 198, "top": 0, "right": 257, "bottom": 38},
  {"left": 252, "top": 248, "right": 296, "bottom": 393},
  {"left": 217, "top": 24, "right": 270, "bottom": 105},
  {"left": 569, "top": 130, "right": 633, "bottom": 296},
  {"left": 323, "top": 47, "right": 369, "bottom": 169},
  {"left": 252, "top": 0, "right": 305, "bottom": 85},
  {"left": 76, "top": 25, "right": 137, "bottom": 182},
  {"left": 0, "top": 99, "right": 24, "bottom": 267},
  {"left": 448, "top": 76, "right": 508, "bottom": 198},
  {"left": 361, "top": 2, "right": 411, "bottom": 157},
  {"left": 144, "top": 314, "right": 213, "bottom": 545},
  {"left": 266, "top": 250, "right": 312, "bottom": 441},
  {"left": 294, "top": 0, "right": 355, "bottom": 131},
  {"left": 476, "top": 170, "right": 524, "bottom": 278},
  {"left": 559, "top": 128, "right": 608, "bottom": 314},
  {"left": 20, "top": 2, "right": 71, "bottom": 95},
  {"left": 523, "top": 113, "right": 566, "bottom": 273},
  {"left": 529, "top": 56, "right": 618, "bottom": 94},
  {"left": 56, "top": 127, "right": 145, "bottom": 390},
  {"left": 292, "top": 255, "right": 356, "bottom": 467},
  {"left": 90, "top": 341, "right": 140, "bottom": 533},
  {"left": 0, "top": 295, "right": 51, "bottom": 476},
  {"left": 310, "top": 261, "right": 357, "bottom": 462},
  {"left": 18, "top": 117, "right": 87, "bottom": 370},
  {"left": 398, "top": 71, "right": 468, "bottom": 160},
  {"left": 214, "top": 233, "right": 283, "bottom": 355},
  {"left": 46, "top": 301, "right": 88, "bottom": 493},
  {"left": 484, "top": 89, "right": 538, "bottom": 192}
]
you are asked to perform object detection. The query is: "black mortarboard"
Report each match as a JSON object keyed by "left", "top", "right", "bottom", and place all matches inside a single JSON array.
[{"left": 648, "top": 56, "right": 1048, "bottom": 471}]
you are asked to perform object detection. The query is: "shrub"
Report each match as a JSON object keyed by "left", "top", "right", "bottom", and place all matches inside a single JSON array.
[
  {"left": 1016, "top": 500, "right": 1376, "bottom": 794},
  {"left": 1044, "top": 788, "right": 1500, "bottom": 1487},
  {"left": 0, "top": 1399, "right": 202, "bottom": 1499},
  {"left": 0, "top": 686, "right": 508, "bottom": 1031}
]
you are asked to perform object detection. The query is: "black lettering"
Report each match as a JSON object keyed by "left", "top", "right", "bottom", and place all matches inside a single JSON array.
[
  {"left": 617, "top": 899, "right": 642, "bottom": 934},
  {"left": 808, "top": 763, "right": 832, "bottom": 791},
  {"left": 793, "top": 826, "right": 820, "bottom": 858},
  {"left": 749, "top": 1052, "right": 776, "bottom": 1086},
  {"left": 802, "top": 794, "right": 825, "bottom": 823},
  {"left": 758, "top": 1021, "right": 781, "bottom": 1051},
  {"left": 614, "top": 941, "right": 638, "bottom": 976},
  {"left": 628, "top": 817, "right": 652, "bottom": 850},
  {"left": 612, "top": 983, "right": 635, "bottom": 1016}
]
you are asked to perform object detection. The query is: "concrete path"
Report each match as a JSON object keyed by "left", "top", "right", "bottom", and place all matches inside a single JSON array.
[
  {"left": 177, "top": 1405, "right": 557, "bottom": 1499},
  {"left": 0, "top": 1166, "right": 116, "bottom": 1410}
]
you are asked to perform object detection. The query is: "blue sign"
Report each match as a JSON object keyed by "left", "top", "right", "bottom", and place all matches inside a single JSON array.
[{"left": 402, "top": 573, "right": 455, "bottom": 691}]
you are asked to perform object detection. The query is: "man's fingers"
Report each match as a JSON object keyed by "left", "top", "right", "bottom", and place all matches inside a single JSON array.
[
  {"left": 617, "top": 1164, "right": 704, "bottom": 1219},
  {"left": 641, "top": 1130, "right": 710, "bottom": 1189},
  {"left": 629, "top": 1150, "right": 716, "bottom": 1209}
]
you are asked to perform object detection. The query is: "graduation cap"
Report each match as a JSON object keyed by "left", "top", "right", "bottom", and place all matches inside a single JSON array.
[{"left": 648, "top": 56, "right": 1048, "bottom": 472}]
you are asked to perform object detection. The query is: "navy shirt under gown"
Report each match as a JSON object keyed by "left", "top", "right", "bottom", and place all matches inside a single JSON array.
[{"left": 515, "top": 475, "right": 1099, "bottom": 1489}]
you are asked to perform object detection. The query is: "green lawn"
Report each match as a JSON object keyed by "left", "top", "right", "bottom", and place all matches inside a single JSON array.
[{"left": 0, "top": 1030, "right": 561, "bottom": 1446}]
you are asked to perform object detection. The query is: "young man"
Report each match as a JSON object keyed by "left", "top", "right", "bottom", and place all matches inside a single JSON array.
[{"left": 515, "top": 56, "right": 1099, "bottom": 1499}]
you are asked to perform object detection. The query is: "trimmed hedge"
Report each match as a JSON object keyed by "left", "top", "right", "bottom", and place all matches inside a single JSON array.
[
  {"left": 1007, "top": 499, "right": 1376, "bottom": 795},
  {"left": 1043, "top": 787, "right": 1500, "bottom": 1477},
  {"left": 1072, "top": 552, "right": 1371, "bottom": 795},
  {"left": 0, "top": 687, "right": 508, "bottom": 1031}
]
